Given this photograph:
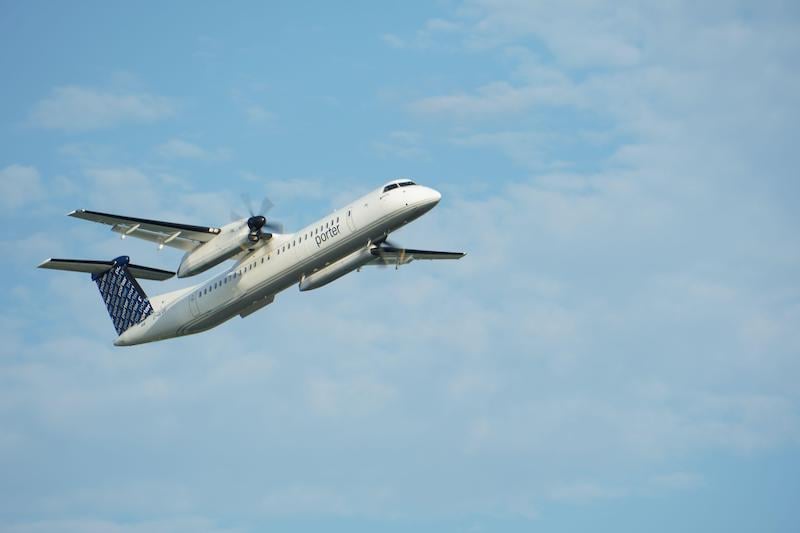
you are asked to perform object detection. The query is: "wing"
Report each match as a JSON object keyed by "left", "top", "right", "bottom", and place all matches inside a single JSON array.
[
  {"left": 69, "top": 209, "right": 221, "bottom": 251},
  {"left": 367, "top": 246, "right": 466, "bottom": 266}
]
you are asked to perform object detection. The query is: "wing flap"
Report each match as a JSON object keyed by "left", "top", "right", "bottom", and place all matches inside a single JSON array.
[
  {"left": 69, "top": 209, "right": 221, "bottom": 250},
  {"left": 38, "top": 258, "right": 175, "bottom": 281},
  {"left": 368, "top": 246, "right": 465, "bottom": 266}
]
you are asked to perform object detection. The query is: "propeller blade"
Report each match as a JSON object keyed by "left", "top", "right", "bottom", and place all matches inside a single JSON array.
[
  {"left": 259, "top": 196, "right": 274, "bottom": 216},
  {"left": 235, "top": 192, "right": 284, "bottom": 240},
  {"left": 376, "top": 238, "right": 406, "bottom": 268},
  {"left": 376, "top": 246, "right": 389, "bottom": 268},
  {"left": 243, "top": 193, "right": 260, "bottom": 216},
  {"left": 263, "top": 220, "right": 284, "bottom": 234}
]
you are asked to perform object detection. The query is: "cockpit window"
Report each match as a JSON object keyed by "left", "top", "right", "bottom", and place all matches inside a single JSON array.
[
  {"left": 383, "top": 183, "right": 399, "bottom": 193},
  {"left": 399, "top": 180, "right": 416, "bottom": 187}
]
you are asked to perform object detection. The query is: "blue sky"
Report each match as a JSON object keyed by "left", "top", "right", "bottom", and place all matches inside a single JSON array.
[{"left": 1, "top": 1, "right": 799, "bottom": 531}]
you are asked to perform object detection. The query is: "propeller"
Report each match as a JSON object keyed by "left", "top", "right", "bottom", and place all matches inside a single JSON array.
[
  {"left": 375, "top": 237, "right": 407, "bottom": 269},
  {"left": 235, "top": 193, "right": 285, "bottom": 243}
]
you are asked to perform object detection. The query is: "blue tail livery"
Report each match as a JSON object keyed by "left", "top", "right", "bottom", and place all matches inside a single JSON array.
[{"left": 38, "top": 256, "right": 175, "bottom": 334}]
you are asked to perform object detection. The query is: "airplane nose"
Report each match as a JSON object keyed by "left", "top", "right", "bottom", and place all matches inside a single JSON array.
[{"left": 426, "top": 187, "right": 442, "bottom": 206}]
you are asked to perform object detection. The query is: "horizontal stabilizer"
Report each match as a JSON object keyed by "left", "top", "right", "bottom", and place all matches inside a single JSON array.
[{"left": 38, "top": 258, "right": 175, "bottom": 281}]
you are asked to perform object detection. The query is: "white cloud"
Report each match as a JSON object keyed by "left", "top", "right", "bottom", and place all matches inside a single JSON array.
[
  {"left": 549, "top": 482, "right": 625, "bottom": 504},
  {"left": 409, "top": 65, "right": 581, "bottom": 119},
  {"left": 85, "top": 167, "right": 161, "bottom": 210},
  {"left": 242, "top": 172, "right": 336, "bottom": 201},
  {"left": 244, "top": 105, "right": 274, "bottom": 123},
  {"left": 450, "top": 131, "right": 550, "bottom": 168},
  {"left": 156, "top": 138, "right": 230, "bottom": 160},
  {"left": 305, "top": 375, "right": 396, "bottom": 417},
  {"left": 410, "top": 81, "right": 537, "bottom": 117},
  {"left": 30, "top": 86, "right": 174, "bottom": 131},
  {"left": 381, "top": 18, "right": 463, "bottom": 50},
  {"left": 260, "top": 484, "right": 391, "bottom": 516},
  {"left": 651, "top": 471, "right": 704, "bottom": 490},
  {"left": 452, "top": 0, "right": 644, "bottom": 66},
  {"left": 372, "top": 130, "right": 427, "bottom": 158},
  {"left": 381, "top": 33, "right": 406, "bottom": 48},
  {"left": 0, "top": 231, "right": 68, "bottom": 268},
  {"left": 0, "top": 164, "right": 43, "bottom": 210},
  {"left": 2, "top": 517, "right": 241, "bottom": 533},
  {"left": 156, "top": 138, "right": 207, "bottom": 159}
]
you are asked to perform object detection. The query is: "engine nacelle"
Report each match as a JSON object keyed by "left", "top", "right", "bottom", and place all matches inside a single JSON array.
[
  {"left": 177, "top": 221, "right": 263, "bottom": 278},
  {"left": 299, "top": 246, "right": 375, "bottom": 292}
]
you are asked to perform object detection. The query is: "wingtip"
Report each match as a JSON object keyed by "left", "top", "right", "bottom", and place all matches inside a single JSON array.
[
  {"left": 36, "top": 258, "right": 53, "bottom": 269},
  {"left": 67, "top": 209, "right": 84, "bottom": 217}
]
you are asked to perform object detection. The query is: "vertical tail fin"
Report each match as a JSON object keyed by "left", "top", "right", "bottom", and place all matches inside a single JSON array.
[
  {"left": 38, "top": 256, "right": 175, "bottom": 335},
  {"left": 93, "top": 256, "right": 154, "bottom": 335}
]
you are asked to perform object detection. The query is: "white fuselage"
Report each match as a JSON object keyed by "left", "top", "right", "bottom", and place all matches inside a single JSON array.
[{"left": 114, "top": 183, "right": 441, "bottom": 346}]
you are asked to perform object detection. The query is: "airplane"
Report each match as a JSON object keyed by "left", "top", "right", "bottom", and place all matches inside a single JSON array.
[{"left": 38, "top": 179, "right": 465, "bottom": 346}]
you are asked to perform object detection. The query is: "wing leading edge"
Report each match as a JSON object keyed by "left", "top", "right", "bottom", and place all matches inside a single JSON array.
[{"left": 69, "top": 209, "right": 221, "bottom": 251}]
